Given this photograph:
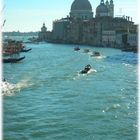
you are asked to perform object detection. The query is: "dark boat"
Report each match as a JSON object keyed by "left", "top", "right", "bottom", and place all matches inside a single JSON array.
[
  {"left": 20, "top": 48, "right": 32, "bottom": 52},
  {"left": 3, "top": 56, "right": 25, "bottom": 63},
  {"left": 74, "top": 47, "right": 80, "bottom": 51},
  {"left": 80, "top": 64, "right": 91, "bottom": 74},
  {"left": 91, "top": 51, "right": 100, "bottom": 57}
]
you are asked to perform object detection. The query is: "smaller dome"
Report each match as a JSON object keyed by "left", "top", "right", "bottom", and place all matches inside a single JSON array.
[{"left": 96, "top": 3, "right": 108, "bottom": 13}]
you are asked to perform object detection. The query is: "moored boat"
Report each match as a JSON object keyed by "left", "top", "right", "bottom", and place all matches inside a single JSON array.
[
  {"left": 3, "top": 56, "right": 25, "bottom": 63},
  {"left": 20, "top": 48, "right": 32, "bottom": 52}
]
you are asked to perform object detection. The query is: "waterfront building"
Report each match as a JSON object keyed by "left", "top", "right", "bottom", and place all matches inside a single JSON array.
[
  {"left": 82, "top": 19, "right": 97, "bottom": 45},
  {"left": 38, "top": 23, "right": 48, "bottom": 41},
  {"left": 65, "top": 19, "right": 83, "bottom": 44},
  {"left": 52, "top": 18, "right": 70, "bottom": 42},
  {"left": 102, "top": 30, "right": 116, "bottom": 47},
  {"left": 127, "top": 33, "right": 137, "bottom": 46},
  {"left": 43, "top": 0, "right": 137, "bottom": 49},
  {"left": 116, "top": 31, "right": 138, "bottom": 47}
]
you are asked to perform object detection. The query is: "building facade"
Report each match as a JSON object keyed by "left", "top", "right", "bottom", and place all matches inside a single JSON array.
[
  {"left": 40, "top": 0, "right": 137, "bottom": 48},
  {"left": 38, "top": 23, "right": 48, "bottom": 41},
  {"left": 52, "top": 19, "right": 70, "bottom": 42}
]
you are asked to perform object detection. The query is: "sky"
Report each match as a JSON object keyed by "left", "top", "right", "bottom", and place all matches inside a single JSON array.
[{"left": 1, "top": 0, "right": 139, "bottom": 32}]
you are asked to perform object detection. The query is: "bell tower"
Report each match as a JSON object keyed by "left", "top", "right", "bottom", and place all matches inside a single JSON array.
[{"left": 109, "top": 0, "right": 114, "bottom": 17}]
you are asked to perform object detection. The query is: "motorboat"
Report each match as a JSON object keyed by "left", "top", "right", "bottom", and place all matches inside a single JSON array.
[
  {"left": 91, "top": 51, "right": 100, "bottom": 57},
  {"left": 80, "top": 64, "right": 91, "bottom": 74}
]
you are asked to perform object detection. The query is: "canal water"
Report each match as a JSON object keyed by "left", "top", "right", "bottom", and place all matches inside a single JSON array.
[{"left": 3, "top": 43, "right": 138, "bottom": 140}]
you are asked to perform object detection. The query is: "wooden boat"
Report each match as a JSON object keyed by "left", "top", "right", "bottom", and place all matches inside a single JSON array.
[
  {"left": 3, "top": 56, "right": 25, "bottom": 63},
  {"left": 20, "top": 48, "right": 32, "bottom": 52}
]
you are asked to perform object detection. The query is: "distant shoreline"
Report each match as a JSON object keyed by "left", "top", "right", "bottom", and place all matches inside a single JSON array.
[{"left": 2, "top": 31, "right": 39, "bottom": 36}]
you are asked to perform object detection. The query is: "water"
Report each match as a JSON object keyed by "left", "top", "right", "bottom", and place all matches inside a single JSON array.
[{"left": 3, "top": 43, "right": 138, "bottom": 140}]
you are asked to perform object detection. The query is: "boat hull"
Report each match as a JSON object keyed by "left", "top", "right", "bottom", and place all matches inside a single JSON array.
[
  {"left": 3, "top": 56, "right": 25, "bottom": 63},
  {"left": 20, "top": 48, "right": 32, "bottom": 52}
]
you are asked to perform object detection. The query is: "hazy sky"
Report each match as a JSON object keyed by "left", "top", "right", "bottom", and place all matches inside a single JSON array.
[{"left": 2, "top": 0, "right": 138, "bottom": 32}]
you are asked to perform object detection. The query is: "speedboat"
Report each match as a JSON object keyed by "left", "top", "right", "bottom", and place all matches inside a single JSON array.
[{"left": 80, "top": 64, "right": 91, "bottom": 74}]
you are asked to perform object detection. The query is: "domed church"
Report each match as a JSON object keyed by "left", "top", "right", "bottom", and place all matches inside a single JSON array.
[
  {"left": 69, "top": 0, "right": 93, "bottom": 20},
  {"left": 96, "top": 0, "right": 114, "bottom": 17}
]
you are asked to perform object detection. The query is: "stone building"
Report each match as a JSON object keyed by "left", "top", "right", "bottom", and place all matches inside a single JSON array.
[
  {"left": 45, "top": 0, "right": 137, "bottom": 48},
  {"left": 52, "top": 18, "right": 70, "bottom": 42},
  {"left": 38, "top": 23, "right": 48, "bottom": 41},
  {"left": 102, "top": 30, "right": 116, "bottom": 47},
  {"left": 65, "top": 19, "right": 83, "bottom": 44}
]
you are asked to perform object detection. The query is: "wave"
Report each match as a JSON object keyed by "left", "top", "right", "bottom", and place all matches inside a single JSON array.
[
  {"left": 73, "top": 68, "right": 97, "bottom": 80},
  {"left": 2, "top": 81, "right": 16, "bottom": 96},
  {"left": 105, "top": 53, "right": 137, "bottom": 64},
  {"left": 2, "top": 79, "right": 34, "bottom": 96},
  {"left": 91, "top": 55, "right": 106, "bottom": 59}
]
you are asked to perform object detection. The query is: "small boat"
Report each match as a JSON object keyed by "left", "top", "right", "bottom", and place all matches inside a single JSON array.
[
  {"left": 74, "top": 47, "right": 80, "bottom": 51},
  {"left": 91, "top": 51, "right": 100, "bottom": 57},
  {"left": 80, "top": 64, "right": 91, "bottom": 74},
  {"left": 20, "top": 48, "right": 32, "bottom": 52},
  {"left": 83, "top": 49, "right": 90, "bottom": 53},
  {"left": 3, "top": 56, "right": 25, "bottom": 63}
]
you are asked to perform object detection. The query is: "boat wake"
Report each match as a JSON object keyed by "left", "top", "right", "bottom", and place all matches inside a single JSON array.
[
  {"left": 2, "top": 81, "right": 16, "bottom": 96},
  {"left": 87, "top": 68, "right": 97, "bottom": 74},
  {"left": 90, "top": 55, "right": 106, "bottom": 59},
  {"left": 2, "top": 79, "right": 33, "bottom": 96},
  {"left": 73, "top": 68, "right": 97, "bottom": 80}
]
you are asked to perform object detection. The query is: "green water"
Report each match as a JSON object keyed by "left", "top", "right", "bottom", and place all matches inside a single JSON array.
[{"left": 3, "top": 43, "right": 138, "bottom": 140}]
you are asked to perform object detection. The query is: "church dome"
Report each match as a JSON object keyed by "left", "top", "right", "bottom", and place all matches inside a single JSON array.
[
  {"left": 96, "top": 3, "right": 108, "bottom": 13},
  {"left": 71, "top": 0, "right": 92, "bottom": 11}
]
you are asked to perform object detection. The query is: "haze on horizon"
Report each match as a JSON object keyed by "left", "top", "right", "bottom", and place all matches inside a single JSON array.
[{"left": 2, "top": 0, "right": 138, "bottom": 32}]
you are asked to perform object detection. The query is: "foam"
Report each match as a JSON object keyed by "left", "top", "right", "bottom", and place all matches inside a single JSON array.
[{"left": 2, "top": 79, "right": 33, "bottom": 96}]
